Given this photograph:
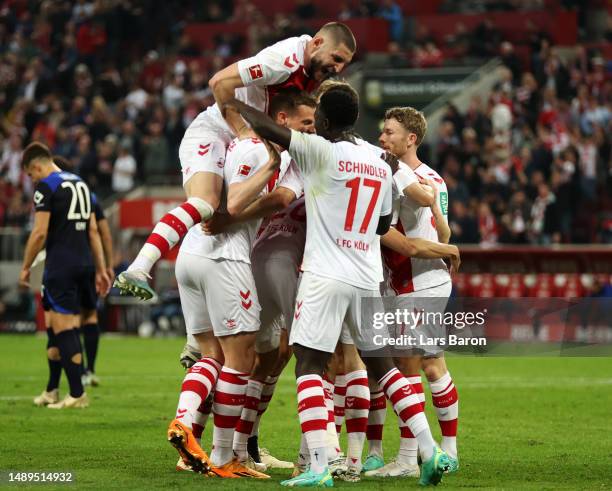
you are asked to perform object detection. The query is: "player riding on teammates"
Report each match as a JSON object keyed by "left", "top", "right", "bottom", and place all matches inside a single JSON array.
[
  {"left": 114, "top": 22, "right": 356, "bottom": 301},
  {"left": 229, "top": 82, "right": 452, "bottom": 487}
]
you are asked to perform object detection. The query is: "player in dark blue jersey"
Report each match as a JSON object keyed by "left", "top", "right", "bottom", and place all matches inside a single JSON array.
[{"left": 19, "top": 142, "right": 110, "bottom": 409}]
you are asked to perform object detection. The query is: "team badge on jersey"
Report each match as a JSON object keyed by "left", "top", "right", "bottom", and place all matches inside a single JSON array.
[
  {"left": 33, "top": 191, "right": 44, "bottom": 205},
  {"left": 238, "top": 164, "right": 252, "bottom": 176},
  {"left": 248, "top": 64, "right": 263, "bottom": 80}
]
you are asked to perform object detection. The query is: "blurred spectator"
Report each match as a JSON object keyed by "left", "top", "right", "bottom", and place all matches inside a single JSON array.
[
  {"left": 414, "top": 42, "right": 444, "bottom": 68},
  {"left": 143, "top": 121, "right": 170, "bottom": 178},
  {"left": 112, "top": 141, "right": 137, "bottom": 193},
  {"left": 530, "top": 183, "right": 560, "bottom": 244},
  {"left": 478, "top": 202, "right": 499, "bottom": 246},
  {"left": 449, "top": 201, "right": 480, "bottom": 244},
  {"left": 378, "top": 0, "right": 404, "bottom": 42},
  {"left": 295, "top": 0, "right": 317, "bottom": 19}
]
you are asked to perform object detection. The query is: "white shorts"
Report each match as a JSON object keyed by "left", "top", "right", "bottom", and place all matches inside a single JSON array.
[
  {"left": 179, "top": 120, "right": 232, "bottom": 185},
  {"left": 176, "top": 250, "right": 261, "bottom": 337},
  {"left": 396, "top": 281, "right": 452, "bottom": 356},
  {"left": 289, "top": 272, "right": 381, "bottom": 353},
  {"left": 252, "top": 254, "right": 299, "bottom": 353}
]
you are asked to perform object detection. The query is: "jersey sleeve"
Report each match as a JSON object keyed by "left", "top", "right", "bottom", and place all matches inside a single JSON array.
[
  {"left": 237, "top": 38, "right": 299, "bottom": 88},
  {"left": 32, "top": 182, "right": 53, "bottom": 212},
  {"left": 380, "top": 172, "right": 394, "bottom": 217},
  {"left": 288, "top": 130, "right": 330, "bottom": 175},
  {"left": 277, "top": 160, "right": 303, "bottom": 198},
  {"left": 391, "top": 181, "right": 401, "bottom": 225},
  {"left": 438, "top": 185, "right": 449, "bottom": 224},
  {"left": 393, "top": 164, "right": 418, "bottom": 194},
  {"left": 227, "top": 143, "right": 270, "bottom": 185}
]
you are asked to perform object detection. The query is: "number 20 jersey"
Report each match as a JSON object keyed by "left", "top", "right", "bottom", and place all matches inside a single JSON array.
[{"left": 33, "top": 171, "right": 94, "bottom": 271}]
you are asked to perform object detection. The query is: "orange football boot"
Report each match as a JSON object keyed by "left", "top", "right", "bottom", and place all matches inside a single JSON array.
[
  {"left": 211, "top": 459, "right": 271, "bottom": 479},
  {"left": 167, "top": 419, "right": 212, "bottom": 474}
]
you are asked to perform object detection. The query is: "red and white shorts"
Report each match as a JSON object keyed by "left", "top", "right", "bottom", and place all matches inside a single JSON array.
[
  {"left": 176, "top": 250, "right": 260, "bottom": 337},
  {"left": 179, "top": 120, "right": 232, "bottom": 185},
  {"left": 289, "top": 272, "right": 381, "bottom": 353}
]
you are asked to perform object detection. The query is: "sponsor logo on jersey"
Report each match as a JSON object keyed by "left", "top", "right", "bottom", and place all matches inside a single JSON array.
[
  {"left": 238, "top": 164, "right": 252, "bottom": 176},
  {"left": 248, "top": 64, "right": 263, "bottom": 80},
  {"left": 440, "top": 191, "right": 448, "bottom": 215}
]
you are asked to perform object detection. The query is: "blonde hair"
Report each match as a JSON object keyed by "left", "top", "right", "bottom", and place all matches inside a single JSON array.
[
  {"left": 314, "top": 78, "right": 352, "bottom": 101},
  {"left": 384, "top": 107, "right": 427, "bottom": 146}
]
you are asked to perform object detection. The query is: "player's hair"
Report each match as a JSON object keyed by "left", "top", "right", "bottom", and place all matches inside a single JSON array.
[
  {"left": 269, "top": 88, "right": 317, "bottom": 118},
  {"left": 319, "top": 82, "right": 359, "bottom": 130},
  {"left": 313, "top": 78, "right": 351, "bottom": 101},
  {"left": 318, "top": 22, "right": 356, "bottom": 52},
  {"left": 384, "top": 107, "right": 427, "bottom": 146},
  {"left": 53, "top": 155, "right": 70, "bottom": 168},
  {"left": 22, "top": 142, "right": 52, "bottom": 168}
]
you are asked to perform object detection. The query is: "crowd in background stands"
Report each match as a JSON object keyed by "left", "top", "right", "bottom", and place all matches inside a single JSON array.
[{"left": 0, "top": 0, "right": 609, "bottom": 246}]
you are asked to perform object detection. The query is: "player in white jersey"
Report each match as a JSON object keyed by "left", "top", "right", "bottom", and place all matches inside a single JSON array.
[
  {"left": 365, "top": 106, "right": 460, "bottom": 478},
  {"left": 115, "top": 23, "right": 356, "bottom": 300},
  {"left": 167, "top": 90, "right": 314, "bottom": 478},
  {"left": 230, "top": 82, "right": 451, "bottom": 487}
]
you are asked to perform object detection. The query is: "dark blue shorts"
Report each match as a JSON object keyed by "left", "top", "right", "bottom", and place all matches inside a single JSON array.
[{"left": 42, "top": 266, "right": 97, "bottom": 314}]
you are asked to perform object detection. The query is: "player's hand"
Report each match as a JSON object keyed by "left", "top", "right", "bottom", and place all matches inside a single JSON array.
[
  {"left": 382, "top": 152, "right": 399, "bottom": 174},
  {"left": 202, "top": 213, "right": 231, "bottom": 235},
  {"left": 106, "top": 266, "right": 116, "bottom": 286},
  {"left": 18, "top": 268, "right": 30, "bottom": 289},
  {"left": 449, "top": 245, "right": 461, "bottom": 274},
  {"left": 96, "top": 269, "right": 111, "bottom": 297},
  {"left": 263, "top": 138, "right": 281, "bottom": 169},
  {"left": 418, "top": 176, "right": 436, "bottom": 204}
]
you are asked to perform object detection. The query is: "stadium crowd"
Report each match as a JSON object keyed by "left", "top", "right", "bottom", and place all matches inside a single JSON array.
[{"left": 0, "top": 0, "right": 609, "bottom": 246}]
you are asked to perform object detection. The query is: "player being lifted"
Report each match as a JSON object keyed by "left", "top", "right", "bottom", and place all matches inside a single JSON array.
[
  {"left": 229, "top": 83, "right": 451, "bottom": 487},
  {"left": 20, "top": 143, "right": 110, "bottom": 409},
  {"left": 167, "top": 90, "right": 312, "bottom": 478},
  {"left": 365, "top": 107, "right": 460, "bottom": 477},
  {"left": 114, "top": 22, "right": 356, "bottom": 300}
]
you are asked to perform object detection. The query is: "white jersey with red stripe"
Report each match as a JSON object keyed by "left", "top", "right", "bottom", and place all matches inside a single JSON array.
[
  {"left": 180, "top": 138, "right": 301, "bottom": 263},
  {"left": 383, "top": 162, "right": 450, "bottom": 294},
  {"left": 288, "top": 130, "right": 394, "bottom": 290},
  {"left": 185, "top": 35, "right": 316, "bottom": 138},
  {"left": 252, "top": 150, "right": 306, "bottom": 266}
]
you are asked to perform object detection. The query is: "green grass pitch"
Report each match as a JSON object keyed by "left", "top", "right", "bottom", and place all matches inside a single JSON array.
[{"left": 1, "top": 334, "right": 611, "bottom": 490}]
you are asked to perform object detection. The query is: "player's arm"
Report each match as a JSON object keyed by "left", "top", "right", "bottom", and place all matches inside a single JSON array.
[
  {"left": 88, "top": 214, "right": 110, "bottom": 296},
  {"left": 404, "top": 182, "right": 435, "bottom": 207},
  {"left": 205, "top": 186, "right": 296, "bottom": 234},
  {"left": 19, "top": 211, "right": 50, "bottom": 288},
  {"left": 226, "top": 141, "right": 282, "bottom": 215},
  {"left": 97, "top": 217, "right": 115, "bottom": 283},
  {"left": 209, "top": 64, "right": 254, "bottom": 138},
  {"left": 381, "top": 227, "right": 460, "bottom": 272},
  {"left": 226, "top": 98, "right": 291, "bottom": 149}
]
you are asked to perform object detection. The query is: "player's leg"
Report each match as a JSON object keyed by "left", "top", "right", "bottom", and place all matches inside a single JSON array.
[
  {"left": 168, "top": 250, "right": 221, "bottom": 474},
  {"left": 33, "top": 311, "right": 61, "bottom": 406},
  {"left": 115, "top": 134, "right": 226, "bottom": 300},
  {"left": 367, "top": 354, "right": 423, "bottom": 478},
  {"left": 198, "top": 259, "right": 268, "bottom": 478},
  {"left": 338, "top": 338, "right": 369, "bottom": 480},
  {"left": 353, "top": 292, "right": 449, "bottom": 485},
  {"left": 362, "top": 375, "right": 386, "bottom": 471},
  {"left": 78, "top": 267, "right": 100, "bottom": 386},
  {"left": 247, "top": 255, "right": 297, "bottom": 469},
  {"left": 422, "top": 355, "right": 459, "bottom": 472},
  {"left": 281, "top": 273, "right": 348, "bottom": 488},
  {"left": 42, "top": 273, "right": 89, "bottom": 409},
  {"left": 417, "top": 281, "right": 459, "bottom": 471},
  {"left": 332, "top": 344, "right": 346, "bottom": 434}
]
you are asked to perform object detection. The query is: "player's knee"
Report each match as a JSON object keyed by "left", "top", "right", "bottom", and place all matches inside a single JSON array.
[
  {"left": 187, "top": 195, "right": 216, "bottom": 219},
  {"left": 293, "top": 344, "right": 328, "bottom": 378},
  {"left": 71, "top": 352, "right": 82, "bottom": 364},
  {"left": 278, "top": 342, "right": 293, "bottom": 368},
  {"left": 422, "top": 358, "right": 446, "bottom": 381},
  {"left": 363, "top": 356, "right": 394, "bottom": 382},
  {"left": 47, "top": 347, "right": 60, "bottom": 361}
]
